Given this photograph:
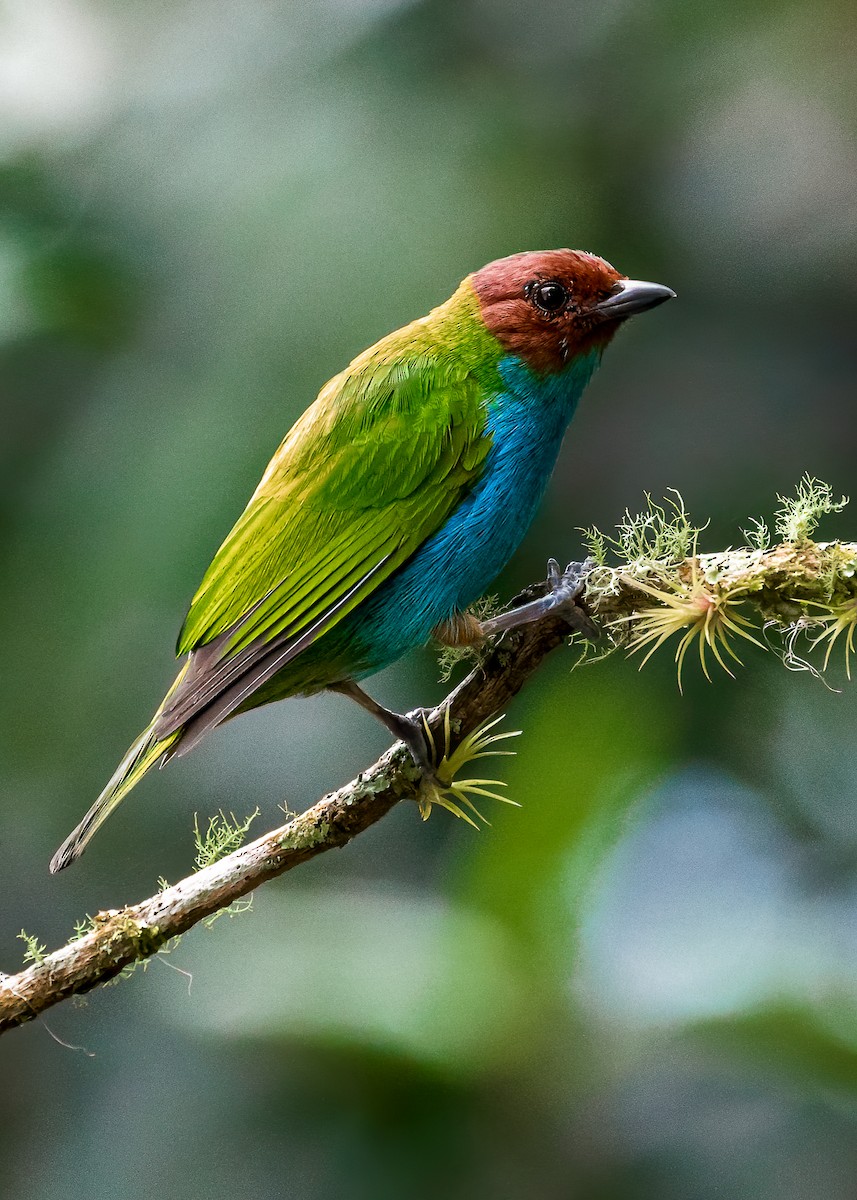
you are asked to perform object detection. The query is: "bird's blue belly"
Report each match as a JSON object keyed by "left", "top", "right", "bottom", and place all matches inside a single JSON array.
[
  {"left": 338, "top": 350, "right": 600, "bottom": 677},
  {"left": 249, "top": 350, "right": 601, "bottom": 698},
  {"left": 348, "top": 414, "right": 564, "bottom": 667}
]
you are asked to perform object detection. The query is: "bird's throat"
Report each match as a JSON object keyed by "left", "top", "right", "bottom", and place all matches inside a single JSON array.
[{"left": 496, "top": 347, "right": 603, "bottom": 418}]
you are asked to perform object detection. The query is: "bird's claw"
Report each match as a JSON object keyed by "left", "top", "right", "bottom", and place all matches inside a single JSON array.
[
  {"left": 401, "top": 708, "right": 461, "bottom": 815},
  {"left": 545, "top": 557, "right": 599, "bottom": 639},
  {"left": 396, "top": 707, "right": 437, "bottom": 777}
]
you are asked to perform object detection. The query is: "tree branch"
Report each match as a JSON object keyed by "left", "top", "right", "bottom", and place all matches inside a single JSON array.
[
  {"left": 0, "top": 596, "right": 569, "bottom": 1035},
  {"left": 2, "top": 535, "right": 855, "bottom": 1036}
]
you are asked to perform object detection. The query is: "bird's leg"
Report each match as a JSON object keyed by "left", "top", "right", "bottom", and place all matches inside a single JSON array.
[
  {"left": 329, "top": 679, "right": 433, "bottom": 773},
  {"left": 435, "top": 559, "right": 598, "bottom": 648},
  {"left": 333, "top": 561, "right": 596, "bottom": 774},
  {"left": 330, "top": 679, "right": 521, "bottom": 830}
]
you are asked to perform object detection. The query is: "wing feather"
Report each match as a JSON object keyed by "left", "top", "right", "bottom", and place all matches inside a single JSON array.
[{"left": 154, "top": 351, "right": 491, "bottom": 741}]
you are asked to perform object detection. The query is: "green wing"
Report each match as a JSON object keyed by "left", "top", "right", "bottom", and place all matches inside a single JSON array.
[{"left": 153, "top": 349, "right": 491, "bottom": 746}]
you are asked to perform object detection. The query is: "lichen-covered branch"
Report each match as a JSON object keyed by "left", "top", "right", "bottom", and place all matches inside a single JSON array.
[
  {"left": 588, "top": 539, "right": 857, "bottom": 684},
  {"left": 2, "top": 523, "right": 855, "bottom": 1037}
]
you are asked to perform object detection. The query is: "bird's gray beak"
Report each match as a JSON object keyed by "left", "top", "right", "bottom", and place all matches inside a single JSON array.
[{"left": 594, "top": 278, "right": 676, "bottom": 319}]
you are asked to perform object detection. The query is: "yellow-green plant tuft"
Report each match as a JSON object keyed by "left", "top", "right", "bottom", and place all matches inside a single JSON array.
[
  {"left": 417, "top": 708, "right": 521, "bottom": 827},
  {"left": 808, "top": 597, "right": 857, "bottom": 680},
  {"left": 615, "top": 550, "right": 766, "bottom": 691}
]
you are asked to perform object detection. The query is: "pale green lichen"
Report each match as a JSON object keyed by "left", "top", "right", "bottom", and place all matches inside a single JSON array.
[
  {"left": 775, "top": 474, "right": 848, "bottom": 543},
  {"left": 18, "top": 929, "right": 47, "bottom": 967},
  {"left": 742, "top": 516, "right": 771, "bottom": 552},
  {"left": 192, "top": 808, "right": 260, "bottom": 926},
  {"left": 193, "top": 807, "right": 260, "bottom": 870},
  {"left": 582, "top": 489, "right": 705, "bottom": 571}
]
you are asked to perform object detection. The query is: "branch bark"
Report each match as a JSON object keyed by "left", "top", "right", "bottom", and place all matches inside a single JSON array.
[{"left": 2, "top": 537, "right": 854, "bottom": 1036}]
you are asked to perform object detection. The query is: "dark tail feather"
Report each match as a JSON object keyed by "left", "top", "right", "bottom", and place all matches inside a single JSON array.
[{"left": 163, "top": 635, "right": 316, "bottom": 761}]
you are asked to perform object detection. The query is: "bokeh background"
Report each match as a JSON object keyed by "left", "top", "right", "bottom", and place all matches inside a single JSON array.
[{"left": 2, "top": 1, "right": 857, "bottom": 1196}]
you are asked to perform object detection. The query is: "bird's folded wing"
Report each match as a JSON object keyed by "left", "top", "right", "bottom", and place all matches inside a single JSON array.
[{"left": 153, "top": 363, "right": 490, "bottom": 739}]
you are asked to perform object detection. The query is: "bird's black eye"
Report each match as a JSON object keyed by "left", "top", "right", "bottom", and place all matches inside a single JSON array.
[{"left": 531, "top": 281, "right": 568, "bottom": 313}]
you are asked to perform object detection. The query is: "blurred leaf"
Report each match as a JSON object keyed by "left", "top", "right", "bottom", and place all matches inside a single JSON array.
[
  {"left": 688, "top": 1003, "right": 857, "bottom": 1102},
  {"left": 456, "top": 657, "right": 680, "bottom": 973},
  {"left": 168, "top": 884, "right": 531, "bottom": 1077}
]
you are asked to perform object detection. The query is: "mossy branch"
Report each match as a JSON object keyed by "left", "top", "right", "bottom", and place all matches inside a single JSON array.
[
  {"left": 2, "top": 480, "right": 855, "bottom": 1037},
  {"left": 585, "top": 537, "right": 857, "bottom": 685}
]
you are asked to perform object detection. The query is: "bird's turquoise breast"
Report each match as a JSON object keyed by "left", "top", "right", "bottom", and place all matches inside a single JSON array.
[{"left": 334, "top": 348, "right": 602, "bottom": 677}]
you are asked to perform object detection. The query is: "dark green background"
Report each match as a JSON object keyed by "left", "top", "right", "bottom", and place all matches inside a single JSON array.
[{"left": 2, "top": 1, "right": 856, "bottom": 1196}]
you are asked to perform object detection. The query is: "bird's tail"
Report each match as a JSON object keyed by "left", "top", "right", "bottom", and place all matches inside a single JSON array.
[{"left": 49, "top": 722, "right": 181, "bottom": 874}]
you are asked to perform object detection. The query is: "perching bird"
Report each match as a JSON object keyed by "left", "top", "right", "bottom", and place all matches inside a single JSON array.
[{"left": 50, "top": 249, "right": 674, "bottom": 872}]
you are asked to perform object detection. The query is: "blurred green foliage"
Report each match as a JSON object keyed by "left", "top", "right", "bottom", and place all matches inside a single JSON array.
[{"left": 1, "top": 1, "right": 856, "bottom": 1197}]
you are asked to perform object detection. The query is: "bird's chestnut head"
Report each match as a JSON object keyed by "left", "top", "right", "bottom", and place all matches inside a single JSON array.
[{"left": 471, "top": 249, "right": 674, "bottom": 375}]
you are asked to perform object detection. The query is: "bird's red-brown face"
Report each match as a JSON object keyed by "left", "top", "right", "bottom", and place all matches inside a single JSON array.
[{"left": 471, "top": 249, "right": 674, "bottom": 375}]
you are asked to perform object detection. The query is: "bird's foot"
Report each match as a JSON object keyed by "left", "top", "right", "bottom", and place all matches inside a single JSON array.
[
  {"left": 329, "top": 680, "right": 521, "bottom": 826},
  {"left": 543, "top": 557, "right": 600, "bottom": 640},
  {"left": 414, "top": 707, "right": 521, "bottom": 827},
  {"left": 386, "top": 707, "right": 436, "bottom": 775},
  {"left": 476, "top": 557, "right": 598, "bottom": 642}
]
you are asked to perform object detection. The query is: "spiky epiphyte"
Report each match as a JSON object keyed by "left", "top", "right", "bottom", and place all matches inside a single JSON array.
[
  {"left": 808, "top": 598, "right": 857, "bottom": 680},
  {"left": 417, "top": 709, "right": 521, "bottom": 827},
  {"left": 614, "top": 550, "right": 766, "bottom": 691}
]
